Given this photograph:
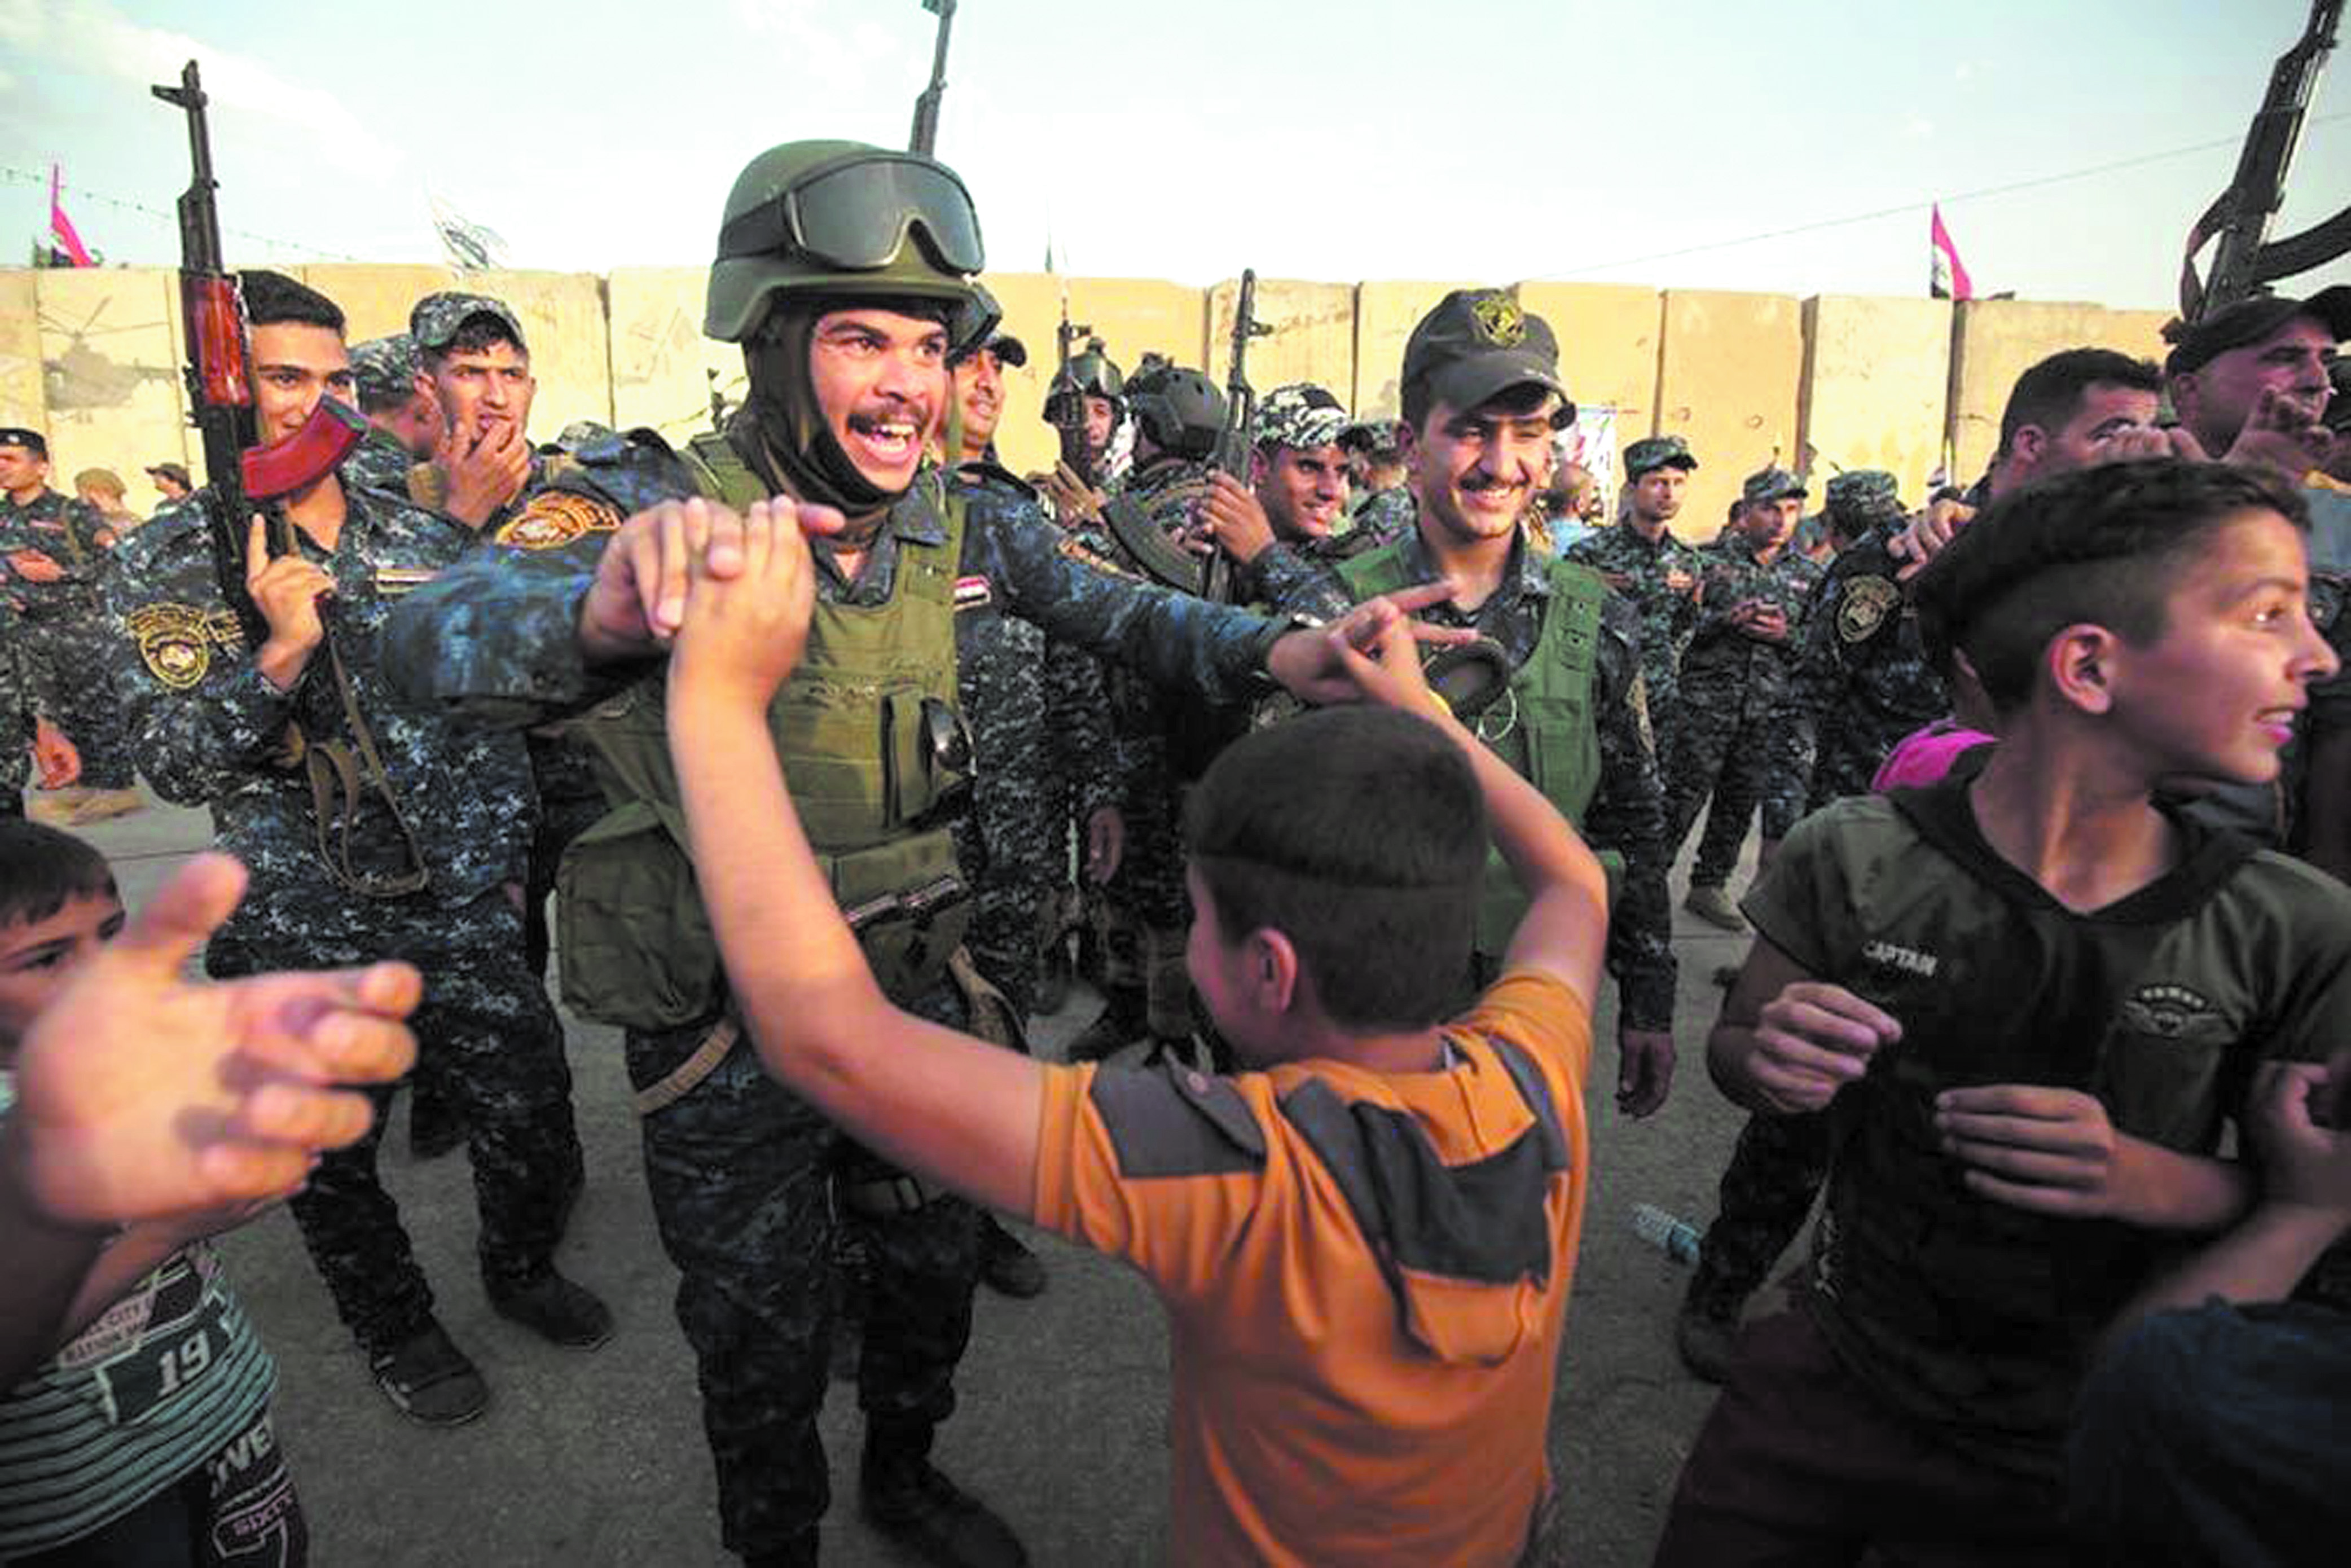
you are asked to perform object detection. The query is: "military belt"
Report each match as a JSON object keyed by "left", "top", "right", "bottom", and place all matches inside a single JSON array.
[
  {"left": 631, "top": 1016, "right": 741, "bottom": 1118},
  {"left": 843, "top": 873, "right": 967, "bottom": 935}
]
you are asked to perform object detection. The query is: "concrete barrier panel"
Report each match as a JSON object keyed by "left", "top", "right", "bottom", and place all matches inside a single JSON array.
[
  {"left": 468, "top": 270, "right": 614, "bottom": 434},
  {"left": 1516, "top": 282, "right": 1663, "bottom": 441},
  {"left": 1947, "top": 300, "right": 2172, "bottom": 481},
  {"left": 1799, "top": 296, "right": 1952, "bottom": 504},
  {"left": 0, "top": 271, "right": 47, "bottom": 432},
  {"left": 1352, "top": 280, "right": 1482, "bottom": 418},
  {"left": 1656, "top": 289, "right": 1804, "bottom": 537},
  {"left": 300, "top": 264, "right": 459, "bottom": 342},
  {"left": 1207, "top": 278, "right": 1353, "bottom": 409},
  {"left": 606, "top": 266, "right": 732, "bottom": 445},
  {"left": 34, "top": 266, "right": 191, "bottom": 506}
]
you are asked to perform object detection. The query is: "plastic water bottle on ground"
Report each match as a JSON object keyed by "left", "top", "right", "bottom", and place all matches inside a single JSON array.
[{"left": 1629, "top": 1204, "right": 1703, "bottom": 1265}]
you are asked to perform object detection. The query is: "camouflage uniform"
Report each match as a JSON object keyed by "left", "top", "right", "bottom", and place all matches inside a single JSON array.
[
  {"left": 1, "top": 600, "right": 33, "bottom": 812},
  {"left": 1, "top": 486, "right": 136, "bottom": 790},
  {"left": 1667, "top": 471, "right": 1825, "bottom": 889},
  {"left": 1350, "top": 483, "right": 1418, "bottom": 550},
  {"left": 1087, "top": 453, "right": 1221, "bottom": 1040},
  {"left": 1561, "top": 499, "right": 1705, "bottom": 758},
  {"left": 1259, "top": 523, "right": 1679, "bottom": 1035},
  {"left": 1238, "top": 384, "right": 1385, "bottom": 607},
  {"left": 1771, "top": 471, "right": 1946, "bottom": 812},
  {"left": 380, "top": 432, "right": 1288, "bottom": 1560},
  {"left": 344, "top": 333, "right": 425, "bottom": 498},
  {"left": 100, "top": 489, "right": 585, "bottom": 1359},
  {"left": 1687, "top": 475, "right": 1936, "bottom": 1337},
  {"left": 947, "top": 461, "right": 1120, "bottom": 1019}
]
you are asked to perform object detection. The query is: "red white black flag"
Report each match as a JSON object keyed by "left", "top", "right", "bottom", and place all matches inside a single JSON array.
[{"left": 1930, "top": 204, "right": 1972, "bottom": 302}]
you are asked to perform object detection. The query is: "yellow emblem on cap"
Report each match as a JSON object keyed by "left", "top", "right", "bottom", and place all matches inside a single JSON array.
[
  {"left": 1836, "top": 575, "right": 1902, "bottom": 644},
  {"left": 1471, "top": 293, "right": 1525, "bottom": 347},
  {"left": 494, "top": 491, "right": 616, "bottom": 551}
]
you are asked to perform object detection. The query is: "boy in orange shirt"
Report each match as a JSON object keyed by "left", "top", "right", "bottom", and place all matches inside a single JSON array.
[{"left": 660, "top": 499, "right": 1610, "bottom": 1566}]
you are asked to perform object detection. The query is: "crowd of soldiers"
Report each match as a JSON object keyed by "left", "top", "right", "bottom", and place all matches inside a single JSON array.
[{"left": 6, "top": 126, "right": 2351, "bottom": 1567}]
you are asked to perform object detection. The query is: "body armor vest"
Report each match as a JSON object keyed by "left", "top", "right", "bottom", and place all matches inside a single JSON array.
[
  {"left": 1338, "top": 540, "right": 1610, "bottom": 957},
  {"left": 556, "top": 434, "right": 972, "bottom": 1028}
]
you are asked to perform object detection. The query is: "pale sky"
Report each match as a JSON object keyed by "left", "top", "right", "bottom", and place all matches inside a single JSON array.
[{"left": 4, "top": 0, "right": 2348, "bottom": 311}]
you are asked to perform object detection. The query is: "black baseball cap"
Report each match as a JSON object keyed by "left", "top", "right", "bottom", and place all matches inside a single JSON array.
[
  {"left": 1401, "top": 289, "right": 1575, "bottom": 428},
  {"left": 2164, "top": 287, "right": 2351, "bottom": 376},
  {"left": 0, "top": 427, "right": 48, "bottom": 458}
]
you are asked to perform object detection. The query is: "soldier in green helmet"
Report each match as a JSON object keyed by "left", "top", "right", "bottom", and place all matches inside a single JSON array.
[{"left": 385, "top": 139, "right": 1436, "bottom": 1568}]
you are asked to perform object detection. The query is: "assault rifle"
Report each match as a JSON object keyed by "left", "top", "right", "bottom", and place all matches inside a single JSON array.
[
  {"left": 1199, "top": 268, "right": 1275, "bottom": 604},
  {"left": 908, "top": 0, "right": 957, "bottom": 157},
  {"left": 1053, "top": 300, "right": 1098, "bottom": 485},
  {"left": 2178, "top": 0, "right": 2351, "bottom": 323},
  {"left": 152, "top": 60, "right": 364, "bottom": 650}
]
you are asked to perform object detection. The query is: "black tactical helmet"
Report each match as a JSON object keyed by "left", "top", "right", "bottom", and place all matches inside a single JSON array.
[
  {"left": 705, "top": 139, "right": 992, "bottom": 345},
  {"left": 1127, "top": 364, "right": 1226, "bottom": 460}
]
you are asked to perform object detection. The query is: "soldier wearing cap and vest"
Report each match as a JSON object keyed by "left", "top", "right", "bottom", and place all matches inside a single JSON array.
[
  {"left": 1563, "top": 432, "right": 1707, "bottom": 766},
  {"left": 1255, "top": 289, "right": 1679, "bottom": 1118},
  {"left": 1773, "top": 468, "right": 1945, "bottom": 812},
  {"left": 0, "top": 425, "right": 142, "bottom": 824},
  {"left": 1669, "top": 465, "right": 1822, "bottom": 933},
  {"left": 383, "top": 139, "right": 1378, "bottom": 1568}
]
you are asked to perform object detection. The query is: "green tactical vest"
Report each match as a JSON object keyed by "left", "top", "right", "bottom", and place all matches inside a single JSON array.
[
  {"left": 1338, "top": 539, "right": 1611, "bottom": 958},
  {"left": 555, "top": 434, "right": 972, "bottom": 1030}
]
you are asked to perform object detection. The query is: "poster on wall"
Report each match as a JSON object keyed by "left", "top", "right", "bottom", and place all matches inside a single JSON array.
[{"left": 1560, "top": 404, "right": 1620, "bottom": 517}]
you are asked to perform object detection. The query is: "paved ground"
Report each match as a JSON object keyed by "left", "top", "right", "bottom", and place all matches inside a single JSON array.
[{"left": 66, "top": 786, "right": 1788, "bottom": 1566}]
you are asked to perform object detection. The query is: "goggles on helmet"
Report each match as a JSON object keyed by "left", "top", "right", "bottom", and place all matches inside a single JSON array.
[{"left": 717, "top": 150, "right": 986, "bottom": 276}]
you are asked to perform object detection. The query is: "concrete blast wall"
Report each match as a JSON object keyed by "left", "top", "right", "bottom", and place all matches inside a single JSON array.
[{"left": 4, "top": 264, "right": 2177, "bottom": 525}]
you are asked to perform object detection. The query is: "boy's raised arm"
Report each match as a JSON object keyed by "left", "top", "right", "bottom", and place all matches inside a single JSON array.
[
  {"left": 662, "top": 500, "right": 1046, "bottom": 1218},
  {"left": 1331, "top": 613, "right": 1609, "bottom": 1012}
]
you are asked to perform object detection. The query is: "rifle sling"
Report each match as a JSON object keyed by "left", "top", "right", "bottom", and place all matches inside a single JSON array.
[{"left": 301, "top": 636, "right": 431, "bottom": 899}]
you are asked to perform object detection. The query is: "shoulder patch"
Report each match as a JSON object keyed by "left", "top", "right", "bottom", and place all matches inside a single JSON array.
[
  {"left": 128, "top": 603, "right": 244, "bottom": 690},
  {"left": 495, "top": 490, "right": 618, "bottom": 551},
  {"left": 1836, "top": 574, "right": 1901, "bottom": 644},
  {"left": 953, "top": 574, "right": 992, "bottom": 612},
  {"left": 1056, "top": 533, "right": 1141, "bottom": 582}
]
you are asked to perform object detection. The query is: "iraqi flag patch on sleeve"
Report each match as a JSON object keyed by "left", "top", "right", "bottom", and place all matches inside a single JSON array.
[{"left": 954, "top": 574, "right": 993, "bottom": 612}]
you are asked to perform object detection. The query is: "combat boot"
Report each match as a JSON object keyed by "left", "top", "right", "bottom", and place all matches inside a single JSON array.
[
  {"left": 1684, "top": 884, "right": 1748, "bottom": 932},
  {"left": 978, "top": 1214, "right": 1047, "bottom": 1299},
  {"left": 860, "top": 1419, "right": 1028, "bottom": 1568}
]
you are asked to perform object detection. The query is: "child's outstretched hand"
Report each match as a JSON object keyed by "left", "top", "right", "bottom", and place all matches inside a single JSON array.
[
  {"left": 1329, "top": 594, "right": 1444, "bottom": 719},
  {"left": 667, "top": 498, "right": 818, "bottom": 711},
  {"left": 1746, "top": 981, "right": 1899, "bottom": 1113}
]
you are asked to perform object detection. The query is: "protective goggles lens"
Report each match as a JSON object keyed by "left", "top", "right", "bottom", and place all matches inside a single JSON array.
[{"left": 719, "top": 153, "right": 985, "bottom": 275}]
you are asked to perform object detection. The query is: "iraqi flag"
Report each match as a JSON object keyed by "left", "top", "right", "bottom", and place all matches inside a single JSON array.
[
  {"left": 1930, "top": 204, "right": 1972, "bottom": 302},
  {"left": 48, "top": 165, "right": 94, "bottom": 268}
]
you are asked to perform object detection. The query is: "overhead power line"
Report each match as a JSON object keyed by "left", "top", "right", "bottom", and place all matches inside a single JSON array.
[
  {"left": 1529, "top": 111, "right": 2351, "bottom": 281},
  {"left": 2, "top": 165, "right": 366, "bottom": 262}
]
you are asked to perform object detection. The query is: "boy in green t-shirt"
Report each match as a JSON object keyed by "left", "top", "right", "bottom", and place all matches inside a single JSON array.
[{"left": 1658, "top": 460, "right": 2351, "bottom": 1564}]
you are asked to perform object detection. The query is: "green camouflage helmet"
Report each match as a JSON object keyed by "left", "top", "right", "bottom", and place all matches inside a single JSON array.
[{"left": 704, "top": 139, "right": 991, "bottom": 345}]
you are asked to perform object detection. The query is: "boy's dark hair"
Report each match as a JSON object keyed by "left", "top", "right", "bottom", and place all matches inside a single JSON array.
[
  {"left": 1185, "top": 708, "right": 1485, "bottom": 1031},
  {"left": 236, "top": 269, "right": 346, "bottom": 335},
  {"left": 421, "top": 315, "right": 528, "bottom": 369},
  {"left": 1913, "top": 458, "right": 2309, "bottom": 712},
  {"left": 1995, "top": 348, "right": 2161, "bottom": 459},
  {"left": 0, "top": 821, "right": 118, "bottom": 930},
  {"left": 1402, "top": 377, "right": 1554, "bottom": 439}
]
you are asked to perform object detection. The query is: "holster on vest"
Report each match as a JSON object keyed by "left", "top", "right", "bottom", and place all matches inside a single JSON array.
[{"left": 555, "top": 445, "right": 976, "bottom": 1032}]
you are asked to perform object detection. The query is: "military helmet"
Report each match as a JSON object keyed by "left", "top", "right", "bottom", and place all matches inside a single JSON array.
[
  {"left": 705, "top": 139, "right": 991, "bottom": 345},
  {"left": 1044, "top": 340, "right": 1126, "bottom": 423},
  {"left": 1127, "top": 364, "right": 1226, "bottom": 460}
]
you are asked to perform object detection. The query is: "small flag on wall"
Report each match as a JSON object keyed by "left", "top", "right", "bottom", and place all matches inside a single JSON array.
[{"left": 49, "top": 164, "right": 94, "bottom": 267}]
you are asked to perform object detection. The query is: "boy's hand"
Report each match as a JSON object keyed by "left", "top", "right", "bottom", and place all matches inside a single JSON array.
[
  {"left": 581, "top": 495, "right": 844, "bottom": 657},
  {"left": 1934, "top": 1085, "right": 2139, "bottom": 1216},
  {"left": 6, "top": 854, "right": 420, "bottom": 1224},
  {"left": 1283, "top": 582, "right": 1472, "bottom": 711},
  {"left": 667, "top": 498, "right": 817, "bottom": 711},
  {"left": 1746, "top": 981, "right": 1899, "bottom": 1112},
  {"left": 2247, "top": 1057, "right": 2351, "bottom": 1216},
  {"left": 32, "top": 718, "right": 79, "bottom": 789}
]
